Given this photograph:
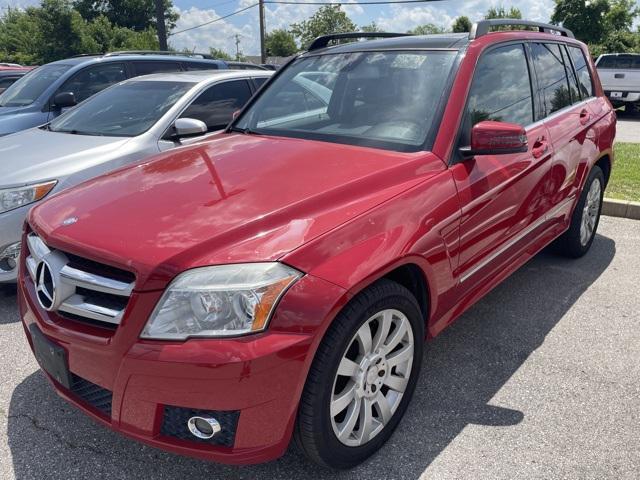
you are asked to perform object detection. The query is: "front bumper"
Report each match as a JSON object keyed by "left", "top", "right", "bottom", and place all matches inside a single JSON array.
[
  {"left": 18, "top": 266, "right": 347, "bottom": 464},
  {"left": 0, "top": 204, "right": 30, "bottom": 282}
]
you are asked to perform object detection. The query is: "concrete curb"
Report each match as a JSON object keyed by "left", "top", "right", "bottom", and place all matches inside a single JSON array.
[{"left": 602, "top": 198, "right": 640, "bottom": 220}]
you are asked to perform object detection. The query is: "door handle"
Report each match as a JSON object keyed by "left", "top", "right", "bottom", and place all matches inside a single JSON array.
[
  {"left": 579, "top": 108, "right": 591, "bottom": 125},
  {"left": 532, "top": 136, "right": 548, "bottom": 159}
]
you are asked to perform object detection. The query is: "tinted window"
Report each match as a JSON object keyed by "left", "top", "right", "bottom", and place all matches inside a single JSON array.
[
  {"left": 598, "top": 55, "right": 640, "bottom": 69},
  {"left": 0, "top": 64, "right": 71, "bottom": 107},
  {"left": 569, "top": 47, "right": 594, "bottom": 98},
  {"left": 0, "top": 77, "right": 19, "bottom": 89},
  {"left": 561, "top": 46, "right": 581, "bottom": 103},
  {"left": 180, "top": 80, "right": 252, "bottom": 131},
  {"left": 236, "top": 50, "right": 457, "bottom": 152},
  {"left": 57, "top": 63, "right": 127, "bottom": 103},
  {"left": 49, "top": 80, "right": 194, "bottom": 137},
  {"left": 133, "top": 61, "right": 182, "bottom": 75},
  {"left": 253, "top": 77, "right": 269, "bottom": 88},
  {"left": 462, "top": 43, "right": 533, "bottom": 142},
  {"left": 532, "top": 43, "right": 572, "bottom": 117},
  {"left": 185, "top": 62, "right": 219, "bottom": 71}
]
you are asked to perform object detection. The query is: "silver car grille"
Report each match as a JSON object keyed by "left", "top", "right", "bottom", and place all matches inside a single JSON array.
[{"left": 25, "top": 233, "right": 135, "bottom": 327}]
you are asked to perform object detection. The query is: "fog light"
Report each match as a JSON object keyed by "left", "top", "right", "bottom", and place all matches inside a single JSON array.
[
  {"left": 0, "top": 241, "right": 20, "bottom": 273},
  {"left": 187, "top": 416, "right": 221, "bottom": 439}
]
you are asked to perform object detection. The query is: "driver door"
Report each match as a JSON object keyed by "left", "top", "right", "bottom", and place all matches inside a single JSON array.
[{"left": 451, "top": 42, "right": 553, "bottom": 288}]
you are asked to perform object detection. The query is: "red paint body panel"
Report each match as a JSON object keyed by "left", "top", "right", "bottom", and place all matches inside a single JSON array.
[{"left": 19, "top": 30, "right": 616, "bottom": 464}]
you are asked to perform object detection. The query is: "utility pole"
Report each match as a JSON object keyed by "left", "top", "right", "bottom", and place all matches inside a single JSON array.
[
  {"left": 154, "top": 0, "right": 168, "bottom": 51},
  {"left": 258, "top": 0, "right": 266, "bottom": 64},
  {"left": 234, "top": 34, "right": 241, "bottom": 61}
]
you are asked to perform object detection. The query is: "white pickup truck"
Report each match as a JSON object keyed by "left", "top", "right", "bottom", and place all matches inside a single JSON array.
[{"left": 596, "top": 53, "right": 640, "bottom": 114}]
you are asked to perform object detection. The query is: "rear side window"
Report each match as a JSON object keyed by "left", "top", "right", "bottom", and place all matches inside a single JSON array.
[
  {"left": 461, "top": 43, "right": 534, "bottom": 143},
  {"left": 253, "top": 77, "right": 269, "bottom": 89},
  {"left": 185, "top": 62, "right": 219, "bottom": 71},
  {"left": 568, "top": 47, "right": 594, "bottom": 98},
  {"left": 531, "top": 43, "right": 573, "bottom": 117},
  {"left": 561, "top": 46, "right": 581, "bottom": 103},
  {"left": 180, "top": 80, "right": 253, "bottom": 131},
  {"left": 56, "top": 63, "right": 127, "bottom": 103},
  {"left": 133, "top": 61, "right": 182, "bottom": 76}
]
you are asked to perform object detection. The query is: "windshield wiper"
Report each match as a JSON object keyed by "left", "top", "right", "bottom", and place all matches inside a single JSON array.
[{"left": 228, "top": 125, "right": 261, "bottom": 135}]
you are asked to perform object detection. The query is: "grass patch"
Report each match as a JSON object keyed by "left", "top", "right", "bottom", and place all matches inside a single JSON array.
[{"left": 606, "top": 143, "right": 640, "bottom": 202}]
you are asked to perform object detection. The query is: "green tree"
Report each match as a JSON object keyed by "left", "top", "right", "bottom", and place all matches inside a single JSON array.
[
  {"left": 73, "top": 0, "right": 179, "bottom": 32},
  {"left": 290, "top": 5, "right": 357, "bottom": 49},
  {"left": 0, "top": 8, "right": 43, "bottom": 64},
  {"left": 209, "top": 47, "right": 234, "bottom": 61},
  {"left": 409, "top": 23, "right": 446, "bottom": 35},
  {"left": 360, "top": 21, "right": 382, "bottom": 33},
  {"left": 485, "top": 6, "right": 522, "bottom": 19},
  {"left": 552, "top": 0, "right": 639, "bottom": 47},
  {"left": 551, "top": 0, "right": 610, "bottom": 43},
  {"left": 35, "top": 0, "right": 89, "bottom": 62},
  {"left": 265, "top": 29, "right": 297, "bottom": 57},
  {"left": 452, "top": 15, "right": 472, "bottom": 33}
]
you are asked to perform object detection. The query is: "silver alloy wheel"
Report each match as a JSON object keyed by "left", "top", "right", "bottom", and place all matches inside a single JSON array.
[
  {"left": 330, "top": 309, "right": 414, "bottom": 447},
  {"left": 580, "top": 178, "right": 602, "bottom": 247}
]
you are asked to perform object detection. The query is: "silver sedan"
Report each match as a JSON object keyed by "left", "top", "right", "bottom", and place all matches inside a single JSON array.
[{"left": 0, "top": 69, "right": 272, "bottom": 282}]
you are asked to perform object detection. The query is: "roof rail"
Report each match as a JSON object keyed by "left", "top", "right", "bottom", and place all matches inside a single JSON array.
[
  {"left": 103, "top": 50, "right": 216, "bottom": 59},
  {"left": 469, "top": 19, "right": 574, "bottom": 39},
  {"left": 308, "top": 32, "right": 412, "bottom": 51}
]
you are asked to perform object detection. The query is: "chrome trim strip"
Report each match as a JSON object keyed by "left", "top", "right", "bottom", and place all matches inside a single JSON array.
[
  {"left": 26, "top": 256, "right": 37, "bottom": 281},
  {"left": 27, "top": 234, "right": 50, "bottom": 262},
  {"left": 60, "top": 265, "right": 134, "bottom": 296},
  {"left": 58, "top": 294, "right": 122, "bottom": 325},
  {"left": 460, "top": 197, "right": 575, "bottom": 283}
]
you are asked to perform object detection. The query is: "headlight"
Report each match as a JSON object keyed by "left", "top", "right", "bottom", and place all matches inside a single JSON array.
[
  {"left": 141, "top": 263, "right": 302, "bottom": 340},
  {"left": 0, "top": 180, "right": 57, "bottom": 214}
]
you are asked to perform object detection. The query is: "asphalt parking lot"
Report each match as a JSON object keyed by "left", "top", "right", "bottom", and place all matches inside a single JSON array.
[{"left": 1, "top": 215, "right": 639, "bottom": 479}]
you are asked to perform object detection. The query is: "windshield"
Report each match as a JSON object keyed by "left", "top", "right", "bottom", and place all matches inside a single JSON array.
[
  {"left": 235, "top": 50, "right": 457, "bottom": 152},
  {"left": 49, "top": 81, "right": 195, "bottom": 137},
  {"left": 0, "top": 64, "right": 71, "bottom": 107}
]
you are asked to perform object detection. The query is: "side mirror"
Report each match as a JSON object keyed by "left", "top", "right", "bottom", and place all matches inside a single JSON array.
[
  {"left": 460, "top": 120, "right": 528, "bottom": 157},
  {"left": 52, "top": 92, "right": 77, "bottom": 109},
  {"left": 172, "top": 118, "right": 207, "bottom": 139}
]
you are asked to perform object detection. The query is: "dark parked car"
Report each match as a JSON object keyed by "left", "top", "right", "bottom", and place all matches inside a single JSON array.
[
  {"left": 0, "top": 67, "right": 33, "bottom": 95},
  {"left": 0, "top": 51, "right": 263, "bottom": 136}
]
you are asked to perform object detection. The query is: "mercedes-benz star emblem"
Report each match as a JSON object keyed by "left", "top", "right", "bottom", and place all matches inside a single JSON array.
[{"left": 35, "top": 261, "right": 56, "bottom": 311}]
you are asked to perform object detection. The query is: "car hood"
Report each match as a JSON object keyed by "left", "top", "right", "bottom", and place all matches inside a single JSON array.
[
  {"left": 0, "top": 105, "right": 31, "bottom": 116},
  {"left": 30, "top": 133, "right": 445, "bottom": 290},
  {"left": 0, "top": 128, "right": 132, "bottom": 185}
]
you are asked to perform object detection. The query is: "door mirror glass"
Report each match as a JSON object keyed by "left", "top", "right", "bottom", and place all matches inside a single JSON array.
[
  {"left": 53, "top": 91, "right": 77, "bottom": 109},
  {"left": 460, "top": 120, "right": 528, "bottom": 157},
  {"left": 172, "top": 117, "right": 207, "bottom": 138}
]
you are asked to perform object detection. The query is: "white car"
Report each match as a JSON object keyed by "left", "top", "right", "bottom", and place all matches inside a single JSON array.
[
  {"left": 595, "top": 53, "right": 640, "bottom": 113},
  {"left": 0, "top": 69, "right": 272, "bottom": 281}
]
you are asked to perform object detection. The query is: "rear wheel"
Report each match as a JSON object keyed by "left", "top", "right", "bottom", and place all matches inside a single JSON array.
[
  {"left": 294, "top": 279, "right": 424, "bottom": 469},
  {"left": 555, "top": 165, "right": 604, "bottom": 258}
]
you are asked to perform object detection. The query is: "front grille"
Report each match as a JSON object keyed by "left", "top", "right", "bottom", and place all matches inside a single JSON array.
[
  {"left": 70, "top": 374, "right": 113, "bottom": 417},
  {"left": 25, "top": 233, "right": 135, "bottom": 329},
  {"left": 161, "top": 406, "right": 240, "bottom": 448}
]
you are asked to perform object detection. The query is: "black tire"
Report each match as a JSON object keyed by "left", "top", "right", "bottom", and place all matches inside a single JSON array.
[
  {"left": 555, "top": 165, "right": 604, "bottom": 258},
  {"left": 294, "top": 279, "right": 424, "bottom": 469}
]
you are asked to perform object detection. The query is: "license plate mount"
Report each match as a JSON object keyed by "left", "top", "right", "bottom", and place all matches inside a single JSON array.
[{"left": 29, "top": 324, "right": 73, "bottom": 389}]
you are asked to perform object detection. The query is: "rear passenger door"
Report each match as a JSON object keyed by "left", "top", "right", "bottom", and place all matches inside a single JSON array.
[
  {"left": 451, "top": 42, "right": 553, "bottom": 286},
  {"left": 531, "top": 42, "right": 595, "bottom": 214}
]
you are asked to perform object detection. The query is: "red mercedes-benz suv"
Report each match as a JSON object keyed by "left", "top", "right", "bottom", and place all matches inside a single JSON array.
[{"left": 18, "top": 20, "right": 615, "bottom": 469}]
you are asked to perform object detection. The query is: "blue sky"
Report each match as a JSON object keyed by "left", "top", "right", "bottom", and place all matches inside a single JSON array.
[{"left": 2, "top": 0, "right": 639, "bottom": 55}]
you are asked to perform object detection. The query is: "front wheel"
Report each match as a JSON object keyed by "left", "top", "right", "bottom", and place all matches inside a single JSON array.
[
  {"left": 555, "top": 165, "right": 604, "bottom": 258},
  {"left": 294, "top": 279, "right": 424, "bottom": 469}
]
